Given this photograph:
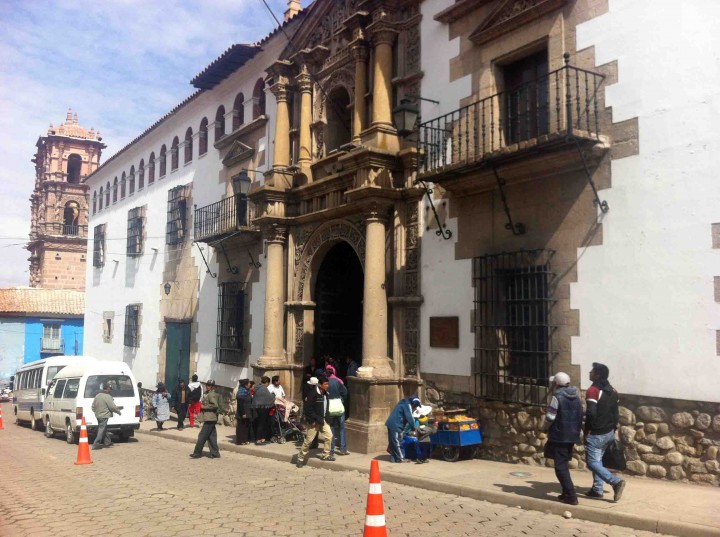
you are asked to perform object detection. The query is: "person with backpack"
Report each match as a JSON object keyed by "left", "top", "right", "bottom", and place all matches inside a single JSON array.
[
  {"left": 326, "top": 365, "right": 349, "bottom": 456},
  {"left": 187, "top": 374, "right": 203, "bottom": 428},
  {"left": 584, "top": 362, "right": 626, "bottom": 502}
]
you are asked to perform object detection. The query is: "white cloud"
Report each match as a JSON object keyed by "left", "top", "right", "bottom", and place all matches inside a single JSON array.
[{"left": 0, "top": 0, "right": 308, "bottom": 286}]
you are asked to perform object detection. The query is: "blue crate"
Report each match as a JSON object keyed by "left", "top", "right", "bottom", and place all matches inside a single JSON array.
[{"left": 430, "top": 425, "right": 482, "bottom": 447}]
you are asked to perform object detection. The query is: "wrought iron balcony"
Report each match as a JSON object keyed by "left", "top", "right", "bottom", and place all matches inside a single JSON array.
[
  {"left": 40, "top": 338, "right": 64, "bottom": 353},
  {"left": 37, "top": 222, "right": 88, "bottom": 238},
  {"left": 194, "top": 194, "right": 255, "bottom": 243},
  {"left": 418, "top": 59, "right": 606, "bottom": 181}
]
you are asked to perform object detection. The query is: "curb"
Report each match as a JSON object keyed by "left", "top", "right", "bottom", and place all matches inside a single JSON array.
[{"left": 137, "top": 428, "right": 720, "bottom": 537}]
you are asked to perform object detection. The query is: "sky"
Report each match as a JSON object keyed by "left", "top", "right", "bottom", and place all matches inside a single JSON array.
[{"left": 0, "top": 0, "right": 311, "bottom": 287}]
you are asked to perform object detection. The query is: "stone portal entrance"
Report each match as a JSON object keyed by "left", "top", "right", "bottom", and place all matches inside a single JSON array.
[{"left": 314, "top": 241, "right": 363, "bottom": 365}]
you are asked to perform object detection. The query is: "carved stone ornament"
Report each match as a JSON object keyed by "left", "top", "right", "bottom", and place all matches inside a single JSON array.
[
  {"left": 294, "top": 220, "right": 366, "bottom": 301},
  {"left": 469, "top": 0, "right": 566, "bottom": 46}
]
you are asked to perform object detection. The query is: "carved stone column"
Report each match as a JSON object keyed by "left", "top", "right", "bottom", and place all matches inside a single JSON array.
[
  {"left": 352, "top": 41, "right": 369, "bottom": 143},
  {"left": 296, "top": 68, "right": 313, "bottom": 171},
  {"left": 358, "top": 209, "right": 394, "bottom": 378},
  {"left": 258, "top": 225, "right": 287, "bottom": 367},
  {"left": 371, "top": 29, "right": 396, "bottom": 129},
  {"left": 270, "top": 81, "right": 290, "bottom": 170}
]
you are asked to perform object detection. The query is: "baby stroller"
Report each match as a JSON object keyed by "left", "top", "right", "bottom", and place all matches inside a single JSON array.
[{"left": 270, "top": 397, "right": 304, "bottom": 444}]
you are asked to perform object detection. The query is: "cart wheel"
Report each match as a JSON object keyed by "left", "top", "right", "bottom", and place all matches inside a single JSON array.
[
  {"left": 440, "top": 445, "right": 460, "bottom": 462},
  {"left": 463, "top": 446, "right": 479, "bottom": 460}
]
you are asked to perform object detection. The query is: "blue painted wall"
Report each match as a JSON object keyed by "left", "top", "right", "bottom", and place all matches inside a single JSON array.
[
  {"left": 0, "top": 318, "right": 26, "bottom": 378},
  {"left": 22, "top": 316, "right": 84, "bottom": 364}
]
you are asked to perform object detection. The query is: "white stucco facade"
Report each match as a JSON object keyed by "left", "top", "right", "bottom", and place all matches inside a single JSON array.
[{"left": 571, "top": 0, "right": 720, "bottom": 402}]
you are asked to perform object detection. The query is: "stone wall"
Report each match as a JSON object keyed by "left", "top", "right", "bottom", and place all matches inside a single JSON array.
[{"left": 425, "top": 380, "right": 720, "bottom": 486}]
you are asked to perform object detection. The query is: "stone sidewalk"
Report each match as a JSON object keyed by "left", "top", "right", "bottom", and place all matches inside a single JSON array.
[{"left": 137, "top": 419, "right": 720, "bottom": 537}]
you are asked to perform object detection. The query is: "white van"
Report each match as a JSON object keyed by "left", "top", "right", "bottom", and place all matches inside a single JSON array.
[
  {"left": 43, "top": 359, "right": 140, "bottom": 444},
  {"left": 13, "top": 355, "right": 92, "bottom": 430}
]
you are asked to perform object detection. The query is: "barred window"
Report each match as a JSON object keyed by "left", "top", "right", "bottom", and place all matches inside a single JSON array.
[
  {"left": 93, "top": 224, "right": 106, "bottom": 267},
  {"left": 124, "top": 304, "right": 141, "bottom": 347},
  {"left": 166, "top": 185, "right": 189, "bottom": 245},
  {"left": 473, "top": 249, "right": 555, "bottom": 406},
  {"left": 216, "top": 282, "right": 245, "bottom": 365},
  {"left": 127, "top": 207, "right": 144, "bottom": 257}
]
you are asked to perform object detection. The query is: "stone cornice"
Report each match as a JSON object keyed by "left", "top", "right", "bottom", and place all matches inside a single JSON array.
[
  {"left": 434, "top": 0, "right": 493, "bottom": 24},
  {"left": 469, "top": 0, "right": 567, "bottom": 46}
]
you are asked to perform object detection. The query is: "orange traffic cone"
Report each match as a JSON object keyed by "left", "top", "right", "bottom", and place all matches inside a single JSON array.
[
  {"left": 74, "top": 416, "right": 93, "bottom": 465},
  {"left": 0, "top": 406, "right": 4, "bottom": 430},
  {"left": 363, "top": 460, "right": 388, "bottom": 537}
]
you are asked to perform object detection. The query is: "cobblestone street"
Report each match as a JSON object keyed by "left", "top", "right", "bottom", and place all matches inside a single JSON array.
[{"left": 0, "top": 407, "right": 669, "bottom": 537}]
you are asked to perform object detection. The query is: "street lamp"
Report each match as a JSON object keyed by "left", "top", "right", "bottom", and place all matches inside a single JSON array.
[
  {"left": 392, "top": 98, "right": 420, "bottom": 137},
  {"left": 163, "top": 282, "right": 172, "bottom": 296}
]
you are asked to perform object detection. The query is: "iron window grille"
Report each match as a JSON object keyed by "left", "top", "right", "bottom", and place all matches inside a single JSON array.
[
  {"left": 124, "top": 304, "right": 141, "bottom": 347},
  {"left": 93, "top": 224, "right": 106, "bottom": 267},
  {"left": 127, "top": 207, "right": 144, "bottom": 257},
  {"left": 166, "top": 185, "right": 189, "bottom": 245},
  {"left": 216, "top": 282, "right": 245, "bottom": 365},
  {"left": 473, "top": 249, "right": 556, "bottom": 406}
]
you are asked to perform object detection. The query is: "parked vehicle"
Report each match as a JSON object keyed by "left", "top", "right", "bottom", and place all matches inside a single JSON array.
[
  {"left": 43, "top": 359, "right": 140, "bottom": 444},
  {"left": 12, "top": 356, "right": 92, "bottom": 430},
  {"left": 0, "top": 389, "right": 11, "bottom": 403}
]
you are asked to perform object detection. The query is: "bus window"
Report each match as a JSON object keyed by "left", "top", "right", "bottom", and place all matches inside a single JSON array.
[
  {"left": 64, "top": 378, "right": 80, "bottom": 399},
  {"left": 52, "top": 379, "right": 67, "bottom": 398},
  {"left": 32, "top": 368, "right": 41, "bottom": 389},
  {"left": 84, "top": 375, "right": 134, "bottom": 398}
]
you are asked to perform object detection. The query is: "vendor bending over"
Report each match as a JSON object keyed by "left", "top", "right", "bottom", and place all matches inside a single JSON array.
[{"left": 385, "top": 396, "right": 421, "bottom": 463}]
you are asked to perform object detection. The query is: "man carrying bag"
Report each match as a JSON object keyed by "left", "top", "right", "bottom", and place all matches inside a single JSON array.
[{"left": 584, "top": 362, "right": 626, "bottom": 502}]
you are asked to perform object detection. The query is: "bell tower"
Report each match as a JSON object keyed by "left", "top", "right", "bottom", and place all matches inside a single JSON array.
[{"left": 27, "top": 109, "right": 106, "bottom": 290}]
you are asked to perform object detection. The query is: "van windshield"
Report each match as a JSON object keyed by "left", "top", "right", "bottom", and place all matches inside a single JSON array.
[
  {"left": 84, "top": 375, "right": 135, "bottom": 398},
  {"left": 47, "top": 366, "right": 65, "bottom": 383}
]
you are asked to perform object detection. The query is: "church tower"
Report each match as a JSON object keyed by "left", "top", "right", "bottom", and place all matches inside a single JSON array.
[{"left": 27, "top": 109, "right": 106, "bottom": 290}]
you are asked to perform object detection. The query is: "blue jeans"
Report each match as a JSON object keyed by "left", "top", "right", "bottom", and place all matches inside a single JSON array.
[
  {"left": 329, "top": 413, "right": 346, "bottom": 453},
  {"left": 387, "top": 428, "right": 403, "bottom": 462},
  {"left": 585, "top": 430, "right": 621, "bottom": 493}
]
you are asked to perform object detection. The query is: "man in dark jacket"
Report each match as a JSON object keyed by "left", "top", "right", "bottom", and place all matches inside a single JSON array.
[
  {"left": 584, "top": 362, "right": 625, "bottom": 501},
  {"left": 542, "top": 372, "right": 583, "bottom": 505},
  {"left": 296, "top": 375, "right": 332, "bottom": 467},
  {"left": 190, "top": 380, "right": 221, "bottom": 459},
  {"left": 172, "top": 380, "right": 190, "bottom": 430},
  {"left": 385, "top": 396, "right": 421, "bottom": 463},
  {"left": 326, "top": 366, "right": 349, "bottom": 456}
]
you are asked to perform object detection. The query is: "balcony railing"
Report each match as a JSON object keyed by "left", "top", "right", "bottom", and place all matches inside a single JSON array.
[
  {"left": 418, "top": 60, "right": 605, "bottom": 175},
  {"left": 37, "top": 222, "right": 88, "bottom": 238},
  {"left": 194, "top": 194, "right": 253, "bottom": 243},
  {"left": 41, "top": 338, "right": 64, "bottom": 353}
]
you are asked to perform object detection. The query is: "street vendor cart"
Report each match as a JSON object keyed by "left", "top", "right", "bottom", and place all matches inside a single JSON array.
[{"left": 429, "top": 410, "right": 483, "bottom": 462}]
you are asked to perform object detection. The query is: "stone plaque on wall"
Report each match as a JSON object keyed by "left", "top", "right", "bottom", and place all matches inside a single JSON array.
[{"left": 429, "top": 317, "right": 459, "bottom": 348}]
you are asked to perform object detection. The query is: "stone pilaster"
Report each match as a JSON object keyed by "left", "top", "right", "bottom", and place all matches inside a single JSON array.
[
  {"left": 358, "top": 208, "right": 394, "bottom": 378},
  {"left": 258, "top": 225, "right": 288, "bottom": 367},
  {"left": 296, "top": 68, "right": 313, "bottom": 175},
  {"left": 352, "top": 41, "right": 369, "bottom": 143},
  {"left": 270, "top": 81, "right": 291, "bottom": 171}
]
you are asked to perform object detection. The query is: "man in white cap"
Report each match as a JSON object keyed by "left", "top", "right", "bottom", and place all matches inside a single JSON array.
[
  {"left": 541, "top": 372, "right": 583, "bottom": 505},
  {"left": 296, "top": 375, "right": 333, "bottom": 467}
]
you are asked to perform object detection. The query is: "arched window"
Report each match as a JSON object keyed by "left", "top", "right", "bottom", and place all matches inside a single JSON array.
[
  {"left": 67, "top": 154, "right": 82, "bottom": 184},
  {"left": 129, "top": 166, "right": 135, "bottom": 195},
  {"left": 105, "top": 182, "right": 110, "bottom": 206},
  {"left": 326, "top": 86, "right": 352, "bottom": 152},
  {"left": 120, "top": 172, "right": 127, "bottom": 199},
  {"left": 99, "top": 187, "right": 104, "bottom": 211},
  {"left": 171, "top": 137, "right": 179, "bottom": 171},
  {"left": 138, "top": 159, "right": 145, "bottom": 189},
  {"left": 215, "top": 106, "right": 225, "bottom": 141},
  {"left": 159, "top": 145, "right": 167, "bottom": 177},
  {"left": 93, "top": 191, "right": 97, "bottom": 215},
  {"left": 184, "top": 128, "right": 193, "bottom": 164},
  {"left": 63, "top": 201, "right": 80, "bottom": 235},
  {"left": 232, "top": 93, "right": 245, "bottom": 130},
  {"left": 112, "top": 177, "right": 118, "bottom": 203},
  {"left": 148, "top": 153, "right": 156, "bottom": 184},
  {"left": 199, "top": 118, "right": 208, "bottom": 155},
  {"left": 253, "top": 79, "right": 265, "bottom": 119}
]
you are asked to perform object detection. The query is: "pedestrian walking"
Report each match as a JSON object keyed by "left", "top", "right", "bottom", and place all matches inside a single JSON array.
[
  {"left": 190, "top": 380, "right": 221, "bottom": 459},
  {"left": 172, "top": 379, "right": 190, "bottom": 430},
  {"left": 152, "top": 383, "right": 171, "bottom": 430},
  {"left": 187, "top": 374, "right": 203, "bottom": 428},
  {"left": 385, "top": 396, "right": 420, "bottom": 463},
  {"left": 296, "top": 376, "right": 333, "bottom": 467},
  {"left": 91, "top": 381, "right": 123, "bottom": 450},
  {"left": 251, "top": 376, "right": 275, "bottom": 445},
  {"left": 584, "top": 362, "right": 626, "bottom": 501},
  {"left": 326, "top": 365, "right": 349, "bottom": 456},
  {"left": 235, "top": 379, "right": 254, "bottom": 445},
  {"left": 137, "top": 381, "right": 144, "bottom": 421},
  {"left": 541, "top": 372, "right": 583, "bottom": 505}
]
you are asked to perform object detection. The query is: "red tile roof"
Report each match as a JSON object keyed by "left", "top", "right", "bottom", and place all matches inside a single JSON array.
[{"left": 0, "top": 287, "right": 85, "bottom": 316}]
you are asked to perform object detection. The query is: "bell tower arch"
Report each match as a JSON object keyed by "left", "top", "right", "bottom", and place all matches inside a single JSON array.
[{"left": 27, "top": 109, "right": 106, "bottom": 289}]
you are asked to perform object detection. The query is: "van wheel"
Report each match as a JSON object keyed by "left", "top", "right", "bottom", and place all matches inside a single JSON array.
[
  {"left": 30, "top": 413, "right": 39, "bottom": 431},
  {"left": 65, "top": 422, "right": 77, "bottom": 444},
  {"left": 119, "top": 431, "right": 131, "bottom": 443},
  {"left": 45, "top": 420, "right": 54, "bottom": 439}
]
